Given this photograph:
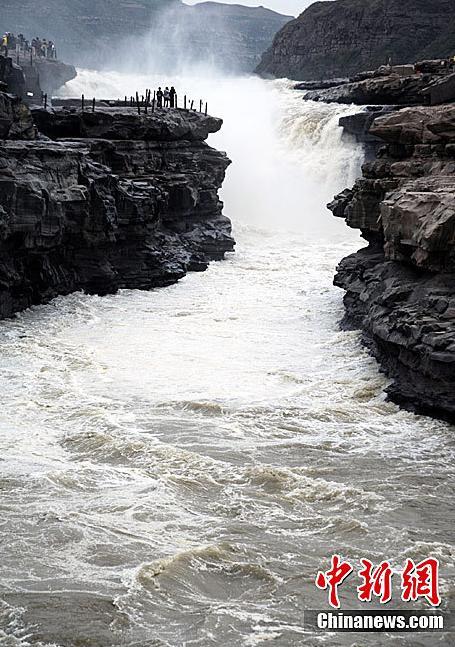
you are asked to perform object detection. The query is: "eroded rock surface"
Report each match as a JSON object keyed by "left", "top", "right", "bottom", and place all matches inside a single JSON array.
[
  {"left": 0, "top": 92, "right": 37, "bottom": 140},
  {"left": 0, "top": 106, "right": 234, "bottom": 319},
  {"left": 301, "top": 73, "right": 436, "bottom": 106},
  {"left": 329, "top": 104, "right": 455, "bottom": 421},
  {"left": 256, "top": 0, "right": 455, "bottom": 81}
]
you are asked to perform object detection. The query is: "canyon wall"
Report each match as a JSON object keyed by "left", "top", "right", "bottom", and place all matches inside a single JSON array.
[
  {"left": 0, "top": 65, "right": 234, "bottom": 320},
  {"left": 0, "top": 53, "right": 76, "bottom": 101},
  {"left": 256, "top": 0, "right": 455, "bottom": 81},
  {"left": 0, "top": 0, "right": 291, "bottom": 73},
  {"left": 329, "top": 103, "right": 455, "bottom": 421}
]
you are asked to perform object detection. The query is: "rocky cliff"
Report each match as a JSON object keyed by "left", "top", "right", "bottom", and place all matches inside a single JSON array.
[
  {"left": 0, "top": 71, "right": 234, "bottom": 320},
  {"left": 297, "top": 61, "right": 455, "bottom": 106},
  {"left": 0, "top": 0, "right": 291, "bottom": 73},
  {"left": 329, "top": 104, "right": 455, "bottom": 421},
  {"left": 0, "top": 53, "right": 76, "bottom": 101},
  {"left": 256, "top": 0, "right": 455, "bottom": 81}
]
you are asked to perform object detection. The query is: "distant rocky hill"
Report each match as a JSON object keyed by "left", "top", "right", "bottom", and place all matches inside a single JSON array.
[
  {"left": 0, "top": 0, "right": 291, "bottom": 72},
  {"left": 171, "top": 2, "right": 292, "bottom": 73},
  {"left": 256, "top": 0, "right": 455, "bottom": 81}
]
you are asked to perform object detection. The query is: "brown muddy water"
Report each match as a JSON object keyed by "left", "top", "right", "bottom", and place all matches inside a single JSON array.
[{"left": 0, "top": 74, "right": 453, "bottom": 646}]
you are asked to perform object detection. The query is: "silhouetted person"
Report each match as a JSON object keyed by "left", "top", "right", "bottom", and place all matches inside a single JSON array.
[
  {"left": 164, "top": 87, "right": 170, "bottom": 107},
  {"left": 169, "top": 86, "right": 176, "bottom": 108},
  {"left": 157, "top": 87, "right": 163, "bottom": 109}
]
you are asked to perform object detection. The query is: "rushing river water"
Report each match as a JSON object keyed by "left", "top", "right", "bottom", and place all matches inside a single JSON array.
[{"left": 0, "top": 74, "right": 454, "bottom": 646}]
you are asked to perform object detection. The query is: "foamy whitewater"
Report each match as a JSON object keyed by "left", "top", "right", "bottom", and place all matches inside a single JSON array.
[{"left": 0, "top": 72, "right": 453, "bottom": 646}]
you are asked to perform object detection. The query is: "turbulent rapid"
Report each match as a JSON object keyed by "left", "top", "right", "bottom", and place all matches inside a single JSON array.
[{"left": 0, "top": 73, "right": 453, "bottom": 647}]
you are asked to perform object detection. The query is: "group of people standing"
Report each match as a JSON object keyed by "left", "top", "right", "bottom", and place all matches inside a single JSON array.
[
  {"left": 1, "top": 32, "right": 57, "bottom": 59},
  {"left": 156, "top": 86, "right": 177, "bottom": 109}
]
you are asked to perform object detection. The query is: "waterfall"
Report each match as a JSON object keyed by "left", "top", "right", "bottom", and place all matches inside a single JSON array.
[
  {"left": 0, "top": 69, "right": 451, "bottom": 647},
  {"left": 59, "top": 70, "right": 364, "bottom": 236}
]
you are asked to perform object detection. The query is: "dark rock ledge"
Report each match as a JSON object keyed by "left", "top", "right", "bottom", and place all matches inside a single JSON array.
[
  {"left": 0, "top": 70, "right": 235, "bottom": 320},
  {"left": 329, "top": 104, "right": 455, "bottom": 422}
]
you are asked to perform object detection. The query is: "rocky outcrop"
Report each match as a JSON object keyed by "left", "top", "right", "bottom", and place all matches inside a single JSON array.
[
  {"left": 256, "top": 0, "right": 455, "bottom": 81},
  {"left": 0, "top": 0, "right": 291, "bottom": 73},
  {"left": 22, "top": 58, "right": 77, "bottom": 98},
  {"left": 300, "top": 72, "right": 437, "bottom": 106},
  {"left": 32, "top": 107, "right": 223, "bottom": 142},
  {"left": 338, "top": 107, "right": 396, "bottom": 160},
  {"left": 0, "top": 56, "right": 26, "bottom": 98},
  {"left": 329, "top": 104, "right": 455, "bottom": 421},
  {"left": 0, "top": 54, "right": 76, "bottom": 100},
  {"left": 297, "top": 60, "right": 455, "bottom": 106},
  {"left": 0, "top": 106, "right": 234, "bottom": 319},
  {"left": 0, "top": 92, "right": 37, "bottom": 139}
]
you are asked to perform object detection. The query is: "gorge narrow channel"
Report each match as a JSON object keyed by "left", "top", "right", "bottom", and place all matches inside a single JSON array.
[{"left": 0, "top": 73, "right": 453, "bottom": 646}]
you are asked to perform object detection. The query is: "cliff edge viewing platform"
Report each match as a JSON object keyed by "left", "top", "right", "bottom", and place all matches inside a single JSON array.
[{"left": 1, "top": 33, "right": 77, "bottom": 98}]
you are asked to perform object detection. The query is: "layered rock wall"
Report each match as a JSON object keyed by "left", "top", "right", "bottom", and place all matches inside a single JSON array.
[
  {"left": 329, "top": 105, "right": 455, "bottom": 420},
  {"left": 0, "top": 99, "right": 234, "bottom": 319},
  {"left": 256, "top": 0, "right": 455, "bottom": 81}
]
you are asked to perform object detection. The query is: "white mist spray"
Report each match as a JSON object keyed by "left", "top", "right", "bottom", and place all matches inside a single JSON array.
[{"left": 60, "top": 71, "right": 364, "bottom": 238}]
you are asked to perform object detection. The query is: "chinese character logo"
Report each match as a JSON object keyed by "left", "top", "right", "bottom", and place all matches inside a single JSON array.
[{"left": 315, "top": 556, "right": 441, "bottom": 609}]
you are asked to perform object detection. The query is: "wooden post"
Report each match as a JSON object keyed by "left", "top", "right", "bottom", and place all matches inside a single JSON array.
[
  {"left": 190, "top": 100, "right": 194, "bottom": 111},
  {"left": 175, "top": 94, "right": 178, "bottom": 109},
  {"left": 199, "top": 100, "right": 203, "bottom": 113},
  {"left": 152, "top": 97, "right": 155, "bottom": 113},
  {"left": 125, "top": 95, "right": 127, "bottom": 107},
  {"left": 92, "top": 97, "right": 96, "bottom": 113},
  {"left": 81, "top": 94, "right": 85, "bottom": 112},
  {"left": 184, "top": 95, "right": 187, "bottom": 110},
  {"left": 44, "top": 93, "right": 48, "bottom": 110},
  {"left": 136, "top": 91, "right": 140, "bottom": 115},
  {"left": 205, "top": 102, "right": 208, "bottom": 116}
]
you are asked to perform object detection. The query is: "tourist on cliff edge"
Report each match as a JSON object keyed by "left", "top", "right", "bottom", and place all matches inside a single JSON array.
[{"left": 170, "top": 86, "right": 176, "bottom": 108}]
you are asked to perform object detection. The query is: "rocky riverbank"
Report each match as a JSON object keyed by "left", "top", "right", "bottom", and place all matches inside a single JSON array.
[
  {"left": 329, "top": 103, "right": 455, "bottom": 421},
  {"left": 0, "top": 63, "right": 234, "bottom": 320},
  {"left": 296, "top": 60, "right": 455, "bottom": 107}
]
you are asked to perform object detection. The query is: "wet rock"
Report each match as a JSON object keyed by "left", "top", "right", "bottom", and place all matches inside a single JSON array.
[
  {"left": 0, "top": 108, "right": 234, "bottom": 319},
  {"left": 330, "top": 103, "right": 455, "bottom": 422},
  {"left": 301, "top": 74, "right": 435, "bottom": 106},
  {"left": 32, "top": 107, "right": 223, "bottom": 142},
  {"left": 294, "top": 78, "right": 349, "bottom": 91},
  {"left": 338, "top": 107, "right": 397, "bottom": 160}
]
